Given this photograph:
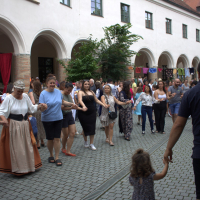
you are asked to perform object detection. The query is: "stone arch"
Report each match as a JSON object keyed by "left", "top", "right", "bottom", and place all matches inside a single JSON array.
[
  {"left": 0, "top": 16, "right": 25, "bottom": 54},
  {"left": 31, "top": 29, "right": 67, "bottom": 82},
  {"left": 31, "top": 29, "right": 67, "bottom": 59},
  {"left": 158, "top": 51, "right": 174, "bottom": 69},
  {"left": 71, "top": 39, "right": 89, "bottom": 60},
  {"left": 134, "top": 47, "right": 156, "bottom": 80},
  {"left": 192, "top": 56, "right": 200, "bottom": 80},
  {"left": 158, "top": 51, "right": 174, "bottom": 80},
  {"left": 176, "top": 54, "right": 190, "bottom": 69},
  {"left": 135, "top": 47, "right": 156, "bottom": 68}
]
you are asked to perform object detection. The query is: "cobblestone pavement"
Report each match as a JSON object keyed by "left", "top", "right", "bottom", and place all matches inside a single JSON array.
[{"left": 0, "top": 114, "right": 195, "bottom": 200}]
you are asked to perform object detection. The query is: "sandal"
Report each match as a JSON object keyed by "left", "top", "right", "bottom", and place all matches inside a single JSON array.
[
  {"left": 109, "top": 142, "right": 114, "bottom": 146},
  {"left": 125, "top": 137, "right": 130, "bottom": 141},
  {"left": 55, "top": 159, "right": 62, "bottom": 166},
  {"left": 105, "top": 138, "right": 109, "bottom": 143},
  {"left": 62, "top": 149, "right": 67, "bottom": 154},
  {"left": 65, "top": 153, "right": 76, "bottom": 157},
  {"left": 48, "top": 157, "right": 55, "bottom": 163}
]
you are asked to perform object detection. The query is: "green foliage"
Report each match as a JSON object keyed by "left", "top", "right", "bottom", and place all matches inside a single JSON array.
[
  {"left": 99, "top": 23, "right": 143, "bottom": 81},
  {"left": 59, "top": 24, "right": 142, "bottom": 82},
  {"left": 58, "top": 36, "right": 101, "bottom": 82}
]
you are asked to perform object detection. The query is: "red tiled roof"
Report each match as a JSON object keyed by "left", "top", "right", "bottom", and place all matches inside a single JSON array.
[
  {"left": 184, "top": 0, "right": 200, "bottom": 10},
  {"left": 162, "top": 0, "right": 200, "bottom": 17}
]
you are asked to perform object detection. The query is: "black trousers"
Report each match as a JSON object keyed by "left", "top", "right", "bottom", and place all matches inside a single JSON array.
[
  {"left": 154, "top": 101, "right": 167, "bottom": 132},
  {"left": 193, "top": 158, "right": 200, "bottom": 199}
]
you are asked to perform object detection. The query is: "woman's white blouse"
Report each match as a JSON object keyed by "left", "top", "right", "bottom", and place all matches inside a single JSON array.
[
  {"left": 0, "top": 93, "right": 38, "bottom": 118},
  {"left": 134, "top": 92, "right": 154, "bottom": 107}
]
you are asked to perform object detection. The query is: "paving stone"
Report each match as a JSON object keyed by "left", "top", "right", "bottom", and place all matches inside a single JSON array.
[{"left": 0, "top": 116, "right": 196, "bottom": 200}]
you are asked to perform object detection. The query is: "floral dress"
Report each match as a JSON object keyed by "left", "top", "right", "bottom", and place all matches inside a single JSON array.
[
  {"left": 129, "top": 172, "right": 156, "bottom": 200},
  {"left": 119, "top": 91, "right": 133, "bottom": 138},
  {"left": 100, "top": 95, "right": 116, "bottom": 126}
]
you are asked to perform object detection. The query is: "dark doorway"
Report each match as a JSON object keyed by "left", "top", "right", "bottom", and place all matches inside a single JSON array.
[{"left": 38, "top": 57, "right": 53, "bottom": 82}]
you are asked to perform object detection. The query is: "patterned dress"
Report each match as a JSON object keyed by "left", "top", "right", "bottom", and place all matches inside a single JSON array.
[
  {"left": 119, "top": 91, "right": 133, "bottom": 138},
  {"left": 32, "top": 92, "right": 46, "bottom": 140},
  {"left": 129, "top": 172, "right": 156, "bottom": 200},
  {"left": 100, "top": 95, "right": 116, "bottom": 127}
]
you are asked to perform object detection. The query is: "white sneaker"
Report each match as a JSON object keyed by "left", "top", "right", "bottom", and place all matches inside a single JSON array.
[
  {"left": 89, "top": 144, "right": 96, "bottom": 151},
  {"left": 84, "top": 141, "right": 89, "bottom": 148},
  {"left": 75, "top": 131, "right": 79, "bottom": 135}
]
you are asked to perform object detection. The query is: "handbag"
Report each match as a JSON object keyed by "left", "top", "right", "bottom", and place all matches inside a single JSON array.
[{"left": 104, "top": 95, "right": 117, "bottom": 120}]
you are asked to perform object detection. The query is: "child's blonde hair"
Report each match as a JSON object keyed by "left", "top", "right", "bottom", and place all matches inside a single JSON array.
[{"left": 130, "top": 149, "right": 154, "bottom": 178}]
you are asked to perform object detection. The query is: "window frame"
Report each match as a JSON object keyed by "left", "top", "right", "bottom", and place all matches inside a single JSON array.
[
  {"left": 196, "top": 29, "right": 200, "bottom": 42},
  {"left": 145, "top": 11, "right": 153, "bottom": 30},
  {"left": 182, "top": 24, "right": 188, "bottom": 39},
  {"left": 61, "top": 0, "right": 70, "bottom": 6},
  {"left": 166, "top": 18, "right": 172, "bottom": 34},
  {"left": 121, "top": 3, "right": 130, "bottom": 23},
  {"left": 91, "top": 0, "right": 103, "bottom": 17}
]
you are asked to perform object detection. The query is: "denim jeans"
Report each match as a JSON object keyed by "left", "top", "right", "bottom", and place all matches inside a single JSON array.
[
  {"left": 169, "top": 102, "right": 180, "bottom": 115},
  {"left": 141, "top": 105, "right": 154, "bottom": 132}
]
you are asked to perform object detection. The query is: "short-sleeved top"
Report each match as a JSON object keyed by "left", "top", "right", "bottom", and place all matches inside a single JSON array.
[
  {"left": 182, "top": 84, "right": 190, "bottom": 93},
  {"left": 28, "top": 88, "right": 33, "bottom": 94},
  {"left": 168, "top": 86, "right": 183, "bottom": 104},
  {"left": 132, "top": 83, "right": 137, "bottom": 89},
  {"left": 62, "top": 94, "right": 73, "bottom": 115},
  {"left": 178, "top": 81, "right": 200, "bottom": 158},
  {"left": 129, "top": 172, "right": 156, "bottom": 200},
  {"left": 90, "top": 84, "right": 96, "bottom": 93},
  {"left": 39, "top": 89, "right": 63, "bottom": 122}
]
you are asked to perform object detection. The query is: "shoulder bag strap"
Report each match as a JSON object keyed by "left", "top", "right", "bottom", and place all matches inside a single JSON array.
[{"left": 104, "top": 95, "right": 110, "bottom": 112}]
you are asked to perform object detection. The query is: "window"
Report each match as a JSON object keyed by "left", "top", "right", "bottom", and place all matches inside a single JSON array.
[
  {"left": 91, "top": 0, "right": 102, "bottom": 16},
  {"left": 38, "top": 58, "right": 54, "bottom": 82},
  {"left": 166, "top": 18, "right": 172, "bottom": 34},
  {"left": 196, "top": 29, "right": 200, "bottom": 42},
  {"left": 145, "top": 12, "right": 153, "bottom": 29},
  {"left": 121, "top": 3, "right": 130, "bottom": 23},
  {"left": 183, "top": 24, "right": 187, "bottom": 38},
  {"left": 60, "top": 0, "right": 70, "bottom": 6}
]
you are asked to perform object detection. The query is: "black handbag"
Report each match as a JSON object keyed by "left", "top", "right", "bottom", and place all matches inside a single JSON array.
[{"left": 105, "top": 95, "right": 117, "bottom": 120}]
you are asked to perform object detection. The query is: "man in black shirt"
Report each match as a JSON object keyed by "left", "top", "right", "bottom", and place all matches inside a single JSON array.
[{"left": 164, "top": 62, "right": 200, "bottom": 200}]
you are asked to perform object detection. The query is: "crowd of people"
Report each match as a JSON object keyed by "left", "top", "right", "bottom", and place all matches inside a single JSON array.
[{"left": 0, "top": 68, "right": 200, "bottom": 199}]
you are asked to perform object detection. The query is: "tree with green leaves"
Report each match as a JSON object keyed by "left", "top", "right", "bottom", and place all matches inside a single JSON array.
[
  {"left": 99, "top": 23, "right": 143, "bottom": 81},
  {"left": 58, "top": 36, "right": 101, "bottom": 82}
]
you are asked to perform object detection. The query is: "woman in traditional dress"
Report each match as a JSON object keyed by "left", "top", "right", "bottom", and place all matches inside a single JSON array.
[
  {"left": 32, "top": 81, "right": 46, "bottom": 149},
  {"left": 100, "top": 85, "right": 131, "bottom": 146},
  {"left": 0, "top": 80, "right": 47, "bottom": 176},
  {"left": 119, "top": 81, "right": 133, "bottom": 141}
]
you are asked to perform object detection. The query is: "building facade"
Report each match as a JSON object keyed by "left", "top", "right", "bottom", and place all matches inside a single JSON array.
[{"left": 0, "top": 0, "right": 200, "bottom": 90}]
